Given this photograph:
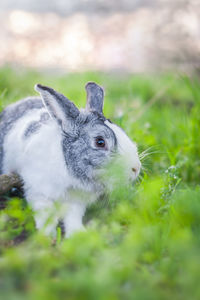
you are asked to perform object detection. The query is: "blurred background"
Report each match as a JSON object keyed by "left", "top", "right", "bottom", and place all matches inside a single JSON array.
[
  {"left": 1, "top": 3, "right": 200, "bottom": 299},
  {"left": 0, "top": 0, "right": 200, "bottom": 74}
]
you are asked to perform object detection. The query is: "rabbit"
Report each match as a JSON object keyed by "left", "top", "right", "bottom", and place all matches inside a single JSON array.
[{"left": 0, "top": 82, "right": 141, "bottom": 237}]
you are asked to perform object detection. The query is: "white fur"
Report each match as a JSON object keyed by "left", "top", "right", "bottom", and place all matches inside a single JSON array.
[
  {"left": 3, "top": 109, "right": 91, "bottom": 237},
  {"left": 105, "top": 121, "right": 141, "bottom": 180},
  {"left": 3, "top": 108, "right": 68, "bottom": 198}
]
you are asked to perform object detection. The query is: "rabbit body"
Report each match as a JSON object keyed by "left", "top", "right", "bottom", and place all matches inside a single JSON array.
[{"left": 0, "top": 83, "right": 141, "bottom": 237}]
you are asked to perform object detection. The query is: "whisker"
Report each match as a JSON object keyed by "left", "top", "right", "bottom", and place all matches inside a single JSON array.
[
  {"left": 138, "top": 145, "right": 166, "bottom": 163},
  {"left": 141, "top": 165, "right": 148, "bottom": 172},
  {"left": 139, "top": 149, "right": 163, "bottom": 159}
]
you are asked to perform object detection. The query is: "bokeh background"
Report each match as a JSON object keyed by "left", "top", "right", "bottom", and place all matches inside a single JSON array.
[{"left": 0, "top": 0, "right": 200, "bottom": 73}]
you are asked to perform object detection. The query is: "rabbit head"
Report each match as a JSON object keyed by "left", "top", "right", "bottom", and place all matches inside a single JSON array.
[{"left": 35, "top": 82, "right": 141, "bottom": 190}]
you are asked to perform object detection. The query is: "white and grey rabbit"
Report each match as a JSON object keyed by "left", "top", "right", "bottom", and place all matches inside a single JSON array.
[{"left": 0, "top": 82, "right": 141, "bottom": 237}]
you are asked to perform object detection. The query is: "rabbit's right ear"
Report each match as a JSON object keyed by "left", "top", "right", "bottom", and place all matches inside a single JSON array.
[{"left": 35, "top": 84, "right": 80, "bottom": 130}]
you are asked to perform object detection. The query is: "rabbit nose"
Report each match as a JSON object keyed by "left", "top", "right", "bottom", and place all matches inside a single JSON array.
[
  {"left": 132, "top": 167, "right": 137, "bottom": 173},
  {"left": 131, "top": 162, "right": 141, "bottom": 176}
]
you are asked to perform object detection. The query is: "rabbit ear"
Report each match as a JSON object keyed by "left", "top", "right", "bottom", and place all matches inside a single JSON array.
[
  {"left": 85, "top": 82, "right": 104, "bottom": 113},
  {"left": 35, "top": 84, "right": 79, "bottom": 129}
]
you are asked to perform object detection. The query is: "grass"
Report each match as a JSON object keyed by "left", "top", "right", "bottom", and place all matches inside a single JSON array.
[{"left": 0, "top": 66, "right": 200, "bottom": 299}]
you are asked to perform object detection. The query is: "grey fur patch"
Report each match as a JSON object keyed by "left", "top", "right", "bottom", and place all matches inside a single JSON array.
[
  {"left": 23, "top": 112, "right": 50, "bottom": 139},
  {"left": 40, "top": 112, "right": 50, "bottom": 123},
  {"left": 0, "top": 97, "right": 44, "bottom": 174},
  {"left": 24, "top": 121, "right": 41, "bottom": 138},
  {"left": 62, "top": 111, "right": 117, "bottom": 188}
]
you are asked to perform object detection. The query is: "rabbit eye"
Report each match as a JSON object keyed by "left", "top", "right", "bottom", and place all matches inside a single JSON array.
[{"left": 95, "top": 137, "right": 106, "bottom": 148}]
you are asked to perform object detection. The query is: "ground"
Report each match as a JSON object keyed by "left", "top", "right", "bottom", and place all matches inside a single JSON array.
[{"left": 0, "top": 67, "right": 200, "bottom": 300}]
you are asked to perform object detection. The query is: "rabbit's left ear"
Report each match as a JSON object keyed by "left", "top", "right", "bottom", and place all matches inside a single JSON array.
[
  {"left": 35, "top": 84, "right": 80, "bottom": 130},
  {"left": 85, "top": 82, "right": 104, "bottom": 114}
]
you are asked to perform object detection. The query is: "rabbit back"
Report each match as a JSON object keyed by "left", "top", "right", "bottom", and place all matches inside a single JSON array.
[
  {"left": 0, "top": 97, "right": 44, "bottom": 174},
  {"left": 1, "top": 96, "right": 71, "bottom": 201}
]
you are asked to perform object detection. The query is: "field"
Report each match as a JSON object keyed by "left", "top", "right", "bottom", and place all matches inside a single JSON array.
[{"left": 0, "top": 67, "right": 200, "bottom": 300}]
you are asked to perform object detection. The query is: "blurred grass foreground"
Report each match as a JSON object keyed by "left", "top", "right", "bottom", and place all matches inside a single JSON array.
[{"left": 0, "top": 67, "right": 200, "bottom": 299}]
